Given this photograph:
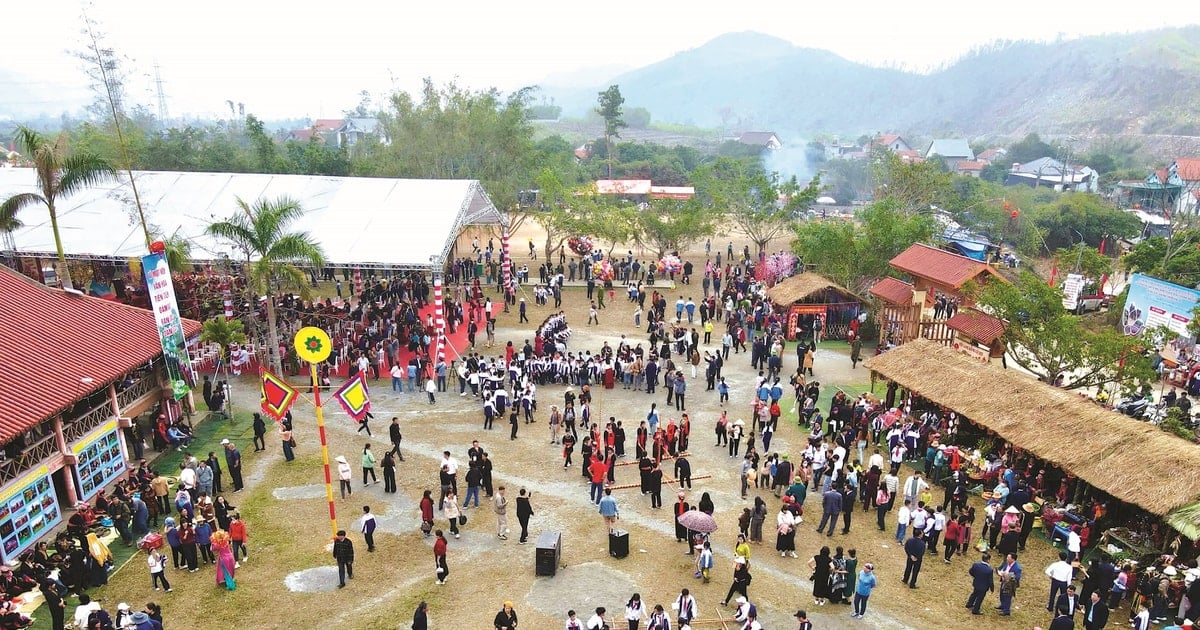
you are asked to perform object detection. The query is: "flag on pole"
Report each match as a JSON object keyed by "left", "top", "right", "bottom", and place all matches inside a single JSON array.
[
  {"left": 332, "top": 372, "right": 372, "bottom": 422},
  {"left": 260, "top": 369, "right": 299, "bottom": 421}
]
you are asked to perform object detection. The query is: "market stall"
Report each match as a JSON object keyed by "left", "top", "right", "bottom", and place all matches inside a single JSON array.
[{"left": 863, "top": 339, "right": 1200, "bottom": 563}]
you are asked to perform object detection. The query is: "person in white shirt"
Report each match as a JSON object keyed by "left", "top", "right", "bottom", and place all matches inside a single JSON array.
[
  {"left": 902, "top": 472, "right": 928, "bottom": 506},
  {"left": 586, "top": 606, "right": 608, "bottom": 630},
  {"left": 895, "top": 500, "right": 912, "bottom": 543},
  {"left": 867, "top": 448, "right": 885, "bottom": 472},
  {"left": 72, "top": 594, "right": 101, "bottom": 629},
  {"left": 624, "top": 593, "right": 645, "bottom": 627},
  {"left": 1044, "top": 551, "right": 1074, "bottom": 612},
  {"left": 675, "top": 588, "right": 698, "bottom": 626},
  {"left": 733, "top": 596, "right": 751, "bottom": 622},
  {"left": 1066, "top": 525, "right": 1082, "bottom": 563}
]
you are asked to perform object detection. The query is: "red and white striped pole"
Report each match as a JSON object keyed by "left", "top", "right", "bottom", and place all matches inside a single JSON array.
[
  {"left": 501, "top": 228, "right": 513, "bottom": 295},
  {"left": 223, "top": 283, "right": 233, "bottom": 321},
  {"left": 432, "top": 272, "right": 446, "bottom": 362}
]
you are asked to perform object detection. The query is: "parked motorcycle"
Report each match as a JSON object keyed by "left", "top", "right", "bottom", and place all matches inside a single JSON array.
[{"left": 1117, "top": 394, "right": 1151, "bottom": 419}]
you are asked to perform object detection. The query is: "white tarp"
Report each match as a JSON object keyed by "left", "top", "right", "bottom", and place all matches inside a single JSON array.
[{"left": 0, "top": 169, "right": 502, "bottom": 268}]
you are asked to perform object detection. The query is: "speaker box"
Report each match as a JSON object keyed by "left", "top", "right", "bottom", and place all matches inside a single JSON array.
[
  {"left": 609, "top": 529, "right": 629, "bottom": 559},
  {"left": 535, "top": 531, "right": 561, "bottom": 576}
]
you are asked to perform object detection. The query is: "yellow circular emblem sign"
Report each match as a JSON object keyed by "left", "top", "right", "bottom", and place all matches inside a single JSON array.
[{"left": 294, "top": 326, "right": 332, "bottom": 364}]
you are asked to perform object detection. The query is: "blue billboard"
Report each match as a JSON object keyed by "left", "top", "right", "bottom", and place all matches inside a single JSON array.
[{"left": 1121, "top": 273, "right": 1200, "bottom": 337}]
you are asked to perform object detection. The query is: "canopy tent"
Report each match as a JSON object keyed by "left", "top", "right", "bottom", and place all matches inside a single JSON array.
[
  {"left": 863, "top": 339, "right": 1200, "bottom": 534},
  {"left": 0, "top": 169, "right": 503, "bottom": 270}
]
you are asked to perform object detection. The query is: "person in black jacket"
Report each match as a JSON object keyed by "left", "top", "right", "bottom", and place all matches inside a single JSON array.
[
  {"left": 388, "top": 417, "right": 405, "bottom": 461},
  {"left": 40, "top": 578, "right": 67, "bottom": 630},
  {"left": 1083, "top": 592, "right": 1109, "bottom": 630},
  {"left": 516, "top": 489, "right": 534, "bottom": 544},
  {"left": 332, "top": 530, "right": 354, "bottom": 588},
  {"left": 493, "top": 601, "right": 518, "bottom": 630},
  {"left": 902, "top": 530, "right": 926, "bottom": 588},
  {"left": 965, "top": 552, "right": 994, "bottom": 614},
  {"left": 412, "top": 601, "right": 429, "bottom": 630}
]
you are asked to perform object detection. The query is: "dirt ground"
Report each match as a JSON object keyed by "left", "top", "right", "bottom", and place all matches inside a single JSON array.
[{"left": 82, "top": 225, "right": 1064, "bottom": 630}]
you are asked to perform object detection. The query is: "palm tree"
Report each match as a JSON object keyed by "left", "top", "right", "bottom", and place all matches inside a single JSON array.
[
  {"left": 200, "top": 316, "right": 248, "bottom": 370},
  {"left": 0, "top": 127, "right": 114, "bottom": 290},
  {"left": 159, "top": 229, "right": 193, "bottom": 273},
  {"left": 205, "top": 195, "right": 325, "bottom": 374}
]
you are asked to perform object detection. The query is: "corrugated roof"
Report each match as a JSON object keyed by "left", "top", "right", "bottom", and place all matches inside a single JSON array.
[
  {"left": 312, "top": 119, "right": 343, "bottom": 132},
  {"left": 0, "top": 266, "right": 201, "bottom": 441},
  {"left": 737, "top": 131, "right": 781, "bottom": 146},
  {"left": 869, "top": 277, "right": 915, "bottom": 305},
  {"left": 956, "top": 160, "right": 986, "bottom": 171},
  {"left": 889, "top": 243, "right": 999, "bottom": 289},
  {"left": 926, "top": 139, "right": 974, "bottom": 160},
  {"left": 945, "top": 308, "right": 1007, "bottom": 345}
]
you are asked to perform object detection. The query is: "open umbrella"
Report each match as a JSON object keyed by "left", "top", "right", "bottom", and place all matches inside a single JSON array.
[{"left": 677, "top": 509, "right": 719, "bottom": 533}]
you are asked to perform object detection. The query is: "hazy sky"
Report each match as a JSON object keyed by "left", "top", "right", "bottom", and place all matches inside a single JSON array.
[{"left": 5, "top": 0, "right": 1199, "bottom": 121}]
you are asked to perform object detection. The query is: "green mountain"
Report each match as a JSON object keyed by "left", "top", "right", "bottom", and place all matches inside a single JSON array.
[{"left": 546, "top": 28, "right": 1200, "bottom": 137}]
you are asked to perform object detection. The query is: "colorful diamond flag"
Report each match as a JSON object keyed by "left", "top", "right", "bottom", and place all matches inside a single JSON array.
[
  {"left": 333, "top": 372, "right": 372, "bottom": 422},
  {"left": 260, "top": 369, "right": 299, "bottom": 421}
]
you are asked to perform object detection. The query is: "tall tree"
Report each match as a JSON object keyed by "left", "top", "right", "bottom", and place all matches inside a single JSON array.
[
  {"left": 205, "top": 196, "right": 325, "bottom": 373},
  {"left": 0, "top": 127, "right": 114, "bottom": 290},
  {"left": 596, "top": 85, "right": 627, "bottom": 179},
  {"left": 977, "top": 271, "right": 1154, "bottom": 391},
  {"left": 694, "top": 157, "right": 820, "bottom": 258},
  {"left": 364, "top": 79, "right": 536, "bottom": 228},
  {"left": 631, "top": 199, "right": 716, "bottom": 259}
]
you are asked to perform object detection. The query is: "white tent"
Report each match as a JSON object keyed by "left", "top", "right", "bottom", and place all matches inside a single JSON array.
[{"left": 0, "top": 169, "right": 503, "bottom": 269}]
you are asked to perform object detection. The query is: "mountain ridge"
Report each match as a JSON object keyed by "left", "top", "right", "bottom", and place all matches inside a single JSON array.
[{"left": 542, "top": 27, "right": 1200, "bottom": 138}]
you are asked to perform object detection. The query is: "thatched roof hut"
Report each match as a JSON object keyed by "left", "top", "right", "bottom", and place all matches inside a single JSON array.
[
  {"left": 764, "top": 273, "right": 861, "bottom": 306},
  {"left": 864, "top": 339, "right": 1200, "bottom": 525}
]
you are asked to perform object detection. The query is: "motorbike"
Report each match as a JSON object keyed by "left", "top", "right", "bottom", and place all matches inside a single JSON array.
[{"left": 1117, "top": 394, "right": 1151, "bottom": 419}]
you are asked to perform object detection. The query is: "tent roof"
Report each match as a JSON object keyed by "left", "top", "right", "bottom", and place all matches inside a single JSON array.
[
  {"left": 764, "top": 273, "right": 862, "bottom": 305},
  {"left": 0, "top": 169, "right": 503, "bottom": 270},
  {"left": 863, "top": 339, "right": 1200, "bottom": 520}
]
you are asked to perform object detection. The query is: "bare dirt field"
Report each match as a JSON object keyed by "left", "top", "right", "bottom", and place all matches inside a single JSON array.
[{"left": 83, "top": 225, "right": 1061, "bottom": 630}]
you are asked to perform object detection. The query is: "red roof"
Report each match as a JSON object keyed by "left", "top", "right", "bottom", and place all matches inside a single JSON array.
[
  {"left": 1176, "top": 158, "right": 1200, "bottom": 181},
  {"left": 876, "top": 134, "right": 901, "bottom": 146},
  {"left": 945, "top": 308, "right": 1007, "bottom": 345},
  {"left": 976, "top": 148, "right": 1002, "bottom": 162},
  {"left": 889, "top": 243, "right": 1000, "bottom": 289},
  {"left": 869, "top": 277, "right": 915, "bottom": 305},
  {"left": 312, "top": 119, "right": 343, "bottom": 132},
  {"left": 956, "top": 160, "right": 986, "bottom": 171},
  {"left": 0, "top": 267, "right": 202, "bottom": 441}
]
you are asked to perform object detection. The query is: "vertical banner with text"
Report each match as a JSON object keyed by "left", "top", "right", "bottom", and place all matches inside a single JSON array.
[{"left": 142, "top": 252, "right": 195, "bottom": 398}]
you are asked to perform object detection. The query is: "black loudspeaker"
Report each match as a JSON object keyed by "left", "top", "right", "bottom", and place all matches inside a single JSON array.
[
  {"left": 535, "top": 531, "right": 561, "bottom": 576},
  {"left": 609, "top": 529, "right": 629, "bottom": 559}
]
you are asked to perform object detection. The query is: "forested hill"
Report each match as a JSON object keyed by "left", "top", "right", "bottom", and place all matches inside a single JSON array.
[{"left": 544, "top": 28, "right": 1200, "bottom": 137}]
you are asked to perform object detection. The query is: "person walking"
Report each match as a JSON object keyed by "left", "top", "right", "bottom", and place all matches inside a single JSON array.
[
  {"left": 852, "top": 562, "right": 877, "bottom": 619},
  {"left": 624, "top": 593, "right": 645, "bottom": 630},
  {"left": 997, "top": 552, "right": 1023, "bottom": 616},
  {"left": 966, "top": 552, "right": 995, "bottom": 614},
  {"left": 1045, "top": 551, "right": 1074, "bottom": 613},
  {"left": 332, "top": 529, "right": 354, "bottom": 588},
  {"left": 251, "top": 413, "right": 267, "bottom": 452},
  {"left": 1083, "top": 591, "right": 1110, "bottom": 629},
  {"left": 817, "top": 486, "right": 841, "bottom": 537},
  {"left": 412, "top": 601, "right": 430, "bottom": 630},
  {"left": 443, "top": 490, "right": 462, "bottom": 539},
  {"left": 721, "top": 559, "right": 752, "bottom": 606},
  {"left": 336, "top": 456, "right": 353, "bottom": 499},
  {"left": 494, "top": 486, "right": 509, "bottom": 540},
  {"left": 221, "top": 439, "right": 244, "bottom": 492},
  {"left": 901, "top": 530, "right": 926, "bottom": 588},
  {"left": 146, "top": 547, "right": 171, "bottom": 592},
  {"left": 433, "top": 529, "right": 449, "bottom": 585},
  {"left": 387, "top": 417, "right": 405, "bottom": 461},
  {"left": 361, "top": 443, "right": 378, "bottom": 486},
  {"left": 494, "top": 601, "right": 518, "bottom": 629},
  {"left": 516, "top": 489, "right": 534, "bottom": 544},
  {"left": 359, "top": 505, "right": 377, "bottom": 553}
]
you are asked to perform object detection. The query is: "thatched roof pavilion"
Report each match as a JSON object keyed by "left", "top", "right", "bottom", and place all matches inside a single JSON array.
[
  {"left": 864, "top": 339, "right": 1200, "bottom": 530},
  {"left": 764, "top": 273, "right": 861, "bottom": 306}
]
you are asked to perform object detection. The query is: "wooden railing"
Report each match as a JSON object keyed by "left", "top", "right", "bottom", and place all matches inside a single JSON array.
[
  {"left": 0, "top": 432, "right": 59, "bottom": 487},
  {"left": 62, "top": 402, "right": 114, "bottom": 444},
  {"left": 117, "top": 374, "right": 158, "bottom": 411}
]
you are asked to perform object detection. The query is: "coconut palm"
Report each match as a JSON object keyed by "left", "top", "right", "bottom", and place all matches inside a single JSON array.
[
  {"left": 0, "top": 127, "right": 115, "bottom": 290},
  {"left": 205, "top": 195, "right": 325, "bottom": 373}
]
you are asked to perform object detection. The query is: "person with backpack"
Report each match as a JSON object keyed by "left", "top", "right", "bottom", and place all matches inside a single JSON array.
[{"left": 721, "top": 557, "right": 752, "bottom": 606}]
